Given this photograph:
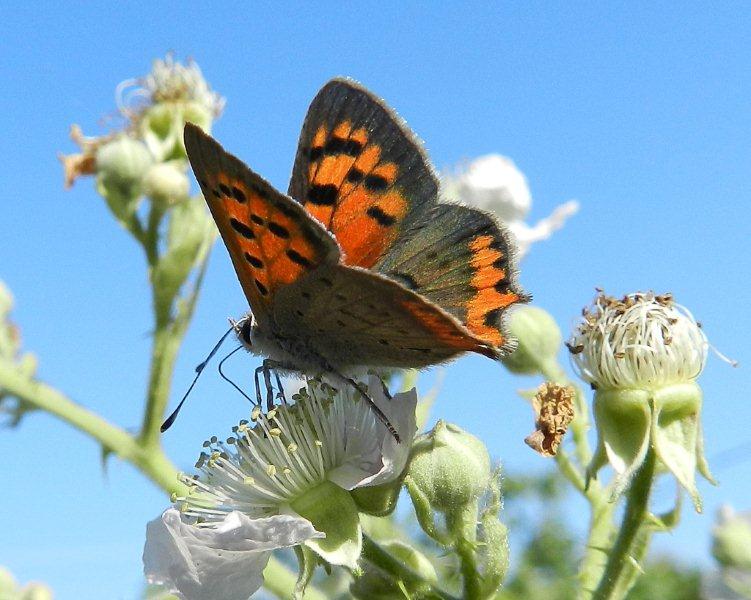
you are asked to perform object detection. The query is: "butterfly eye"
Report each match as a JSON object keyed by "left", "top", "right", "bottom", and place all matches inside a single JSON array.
[{"left": 238, "top": 319, "right": 253, "bottom": 346}]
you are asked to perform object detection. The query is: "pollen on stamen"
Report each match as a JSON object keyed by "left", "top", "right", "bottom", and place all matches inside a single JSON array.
[
  {"left": 287, "top": 443, "right": 298, "bottom": 453},
  {"left": 269, "top": 428, "right": 282, "bottom": 437},
  {"left": 266, "top": 464, "right": 277, "bottom": 477},
  {"left": 251, "top": 406, "right": 262, "bottom": 421}
]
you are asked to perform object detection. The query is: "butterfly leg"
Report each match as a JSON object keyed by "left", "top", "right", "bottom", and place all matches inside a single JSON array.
[{"left": 326, "top": 371, "right": 401, "bottom": 443}]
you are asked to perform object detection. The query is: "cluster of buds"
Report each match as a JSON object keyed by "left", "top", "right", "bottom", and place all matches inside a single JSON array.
[
  {"left": 60, "top": 55, "right": 223, "bottom": 212},
  {"left": 570, "top": 291, "right": 715, "bottom": 509}
]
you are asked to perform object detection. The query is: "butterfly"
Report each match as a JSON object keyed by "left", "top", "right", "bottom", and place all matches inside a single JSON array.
[{"left": 183, "top": 78, "right": 528, "bottom": 440}]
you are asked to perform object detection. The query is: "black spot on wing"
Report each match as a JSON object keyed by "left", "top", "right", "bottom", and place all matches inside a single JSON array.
[
  {"left": 244, "top": 253, "right": 263, "bottom": 268},
  {"left": 286, "top": 249, "right": 312, "bottom": 268},
  {"left": 308, "top": 184, "right": 338, "bottom": 206},
  {"left": 219, "top": 183, "right": 232, "bottom": 196},
  {"left": 231, "top": 186, "right": 247, "bottom": 203},
  {"left": 324, "top": 137, "right": 363, "bottom": 157},
  {"left": 255, "top": 279, "right": 269, "bottom": 296},
  {"left": 268, "top": 222, "right": 290, "bottom": 239},
  {"left": 387, "top": 272, "right": 418, "bottom": 290},
  {"left": 347, "top": 168, "right": 364, "bottom": 183},
  {"left": 363, "top": 174, "right": 388, "bottom": 192},
  {"left": 230, "top": 218, "right": 255, "bottom": 239},
  {"left": 366, "top": 206, "right": 397, "bottom": 227},
  {"left": 484, "top": 308, "right": 502, "bottom": 327}
]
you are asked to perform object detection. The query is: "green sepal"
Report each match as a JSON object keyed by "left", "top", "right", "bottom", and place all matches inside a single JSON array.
[
  {"left": 589, "top": 389, "right": 651, "bottom": 500},
  {"left": 351, "top": 540, "right": 437, "bottom": 599},
  {"left": 293, "top": 545, "right": 318, "bottom": 600},
  {"left": 351, "top": 479, "right": 401, "bottom": 517},
  {"left": 651, "top": 382, "right": 705, "bottom": 512},
  {"left": 290, "top": 480, "right": 363, "bottom": 570}
]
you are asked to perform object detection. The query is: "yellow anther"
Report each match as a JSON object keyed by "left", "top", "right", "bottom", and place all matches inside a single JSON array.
[{"left": 266, "top": 464, "right": 277, "bottom": 477}]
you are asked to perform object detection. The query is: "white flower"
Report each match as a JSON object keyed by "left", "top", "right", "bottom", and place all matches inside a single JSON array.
[
  {"left": 144, "top": 376, "right": 417, "bottom": 600},
  {"left": 117, "top": 55, "right": 225, "bottom": 120},
  {"left": 569, "top": 291, "right": 707, "bottom": 390},
  {"left": 442, "top": 154, "right": 578, "bottom": 256}
]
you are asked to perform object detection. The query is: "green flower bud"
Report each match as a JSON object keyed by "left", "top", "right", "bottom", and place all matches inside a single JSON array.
[
  {"left": 143, "top": 162, "right": 190, "bottom": 207},
  {"left": 501, "top": 305, "right": 562, "bottom": 375},
  {"left": 572, "top": 292, "right": 715, "bottom": 510},
  {"left": 95, "top": 136, "right": 153, "bottom": 197},
  {"left": 408, "top": 421, "right": 491, "bottom": 512},
  {"left": 712, "top": 506, "right": 751, "bottom": 571},
  {"left": 351, "top": 540, "right": 437, "bottom": 599}
]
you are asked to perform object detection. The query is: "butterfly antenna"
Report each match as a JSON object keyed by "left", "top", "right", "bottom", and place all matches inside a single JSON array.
[
  {"left": 161, "top": 325, "right": 238, "bottom": 433},
  {"left": 218, "top": 345, "right": 256, "bottom": 404}
]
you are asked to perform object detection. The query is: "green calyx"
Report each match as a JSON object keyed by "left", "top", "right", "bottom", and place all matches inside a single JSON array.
[
  {"left": 290, "top": 480, "right": 362, "bottom": 570},
  {"left": 588, "top": 382, "right": 714, "bottom": 511}
]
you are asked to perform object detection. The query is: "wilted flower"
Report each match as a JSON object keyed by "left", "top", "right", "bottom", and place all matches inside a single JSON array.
[
  {"left": 144, "top": 376, "right": 417, "bottom": 600},
  {"left": 570, "top": 291, "right": 714, "bottom": 509},
  {"left": 525, "top": 382, "right": 575, "bottom": 457},
  {"left": 442, "top": 154, "right": 578, "bottom": 256}
]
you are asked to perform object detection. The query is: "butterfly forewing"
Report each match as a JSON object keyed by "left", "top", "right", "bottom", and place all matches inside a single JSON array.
[
  {"left": 288, "top": 79, "right": 438, "bottom": 269},
  {"left": 184, "top": 123, "right": 340, "bottom": 324}
]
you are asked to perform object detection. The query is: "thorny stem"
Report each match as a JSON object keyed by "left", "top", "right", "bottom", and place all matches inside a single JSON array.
[{"left": 591, "top": 448, "right": 657, "bottom": 600}]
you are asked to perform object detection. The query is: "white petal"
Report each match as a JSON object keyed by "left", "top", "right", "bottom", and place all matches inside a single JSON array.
[
  {"left": 328, "top": 377, "right": 418, "bottom": 490},
  {"left": 144, "top": 508, "right": 321, "bottom": 600}
]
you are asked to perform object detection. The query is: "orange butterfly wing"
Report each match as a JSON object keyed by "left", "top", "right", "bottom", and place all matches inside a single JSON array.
[{"left": 184, "top": 123, "right": 340, "bottom": 324}]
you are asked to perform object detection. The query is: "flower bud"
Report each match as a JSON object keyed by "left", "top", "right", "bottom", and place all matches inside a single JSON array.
[
  {"left": 571, "top": 292, "right": 714, "bottom": 509},
  {"left": 712, "top": 506, "right": 751, "bottom": 571},
  {"left": 408, "top": 421, "right": 491, "bottom": 511},
  {"left": 143, "top": 162, "right": 190, "bottom": 207},
  {"left": 501, "top": 305, "right": 562, "bottom": 375},
  {"left": 351, "top": 540, "right": 437, "bottom": 599},
  {"left": 95, "top": 136, "right": 153, "bottom": 197}
]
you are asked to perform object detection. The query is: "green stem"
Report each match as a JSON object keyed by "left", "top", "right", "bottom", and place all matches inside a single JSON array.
[
  {"left": 139, "top": 248, "right": 211, "bottom": 449},
  {"left": 262, "top": 555, "right": 327, "bottom": 600},
  {"left": 447, "top": 504, "right": 482, "bottom": 600},
  {"left": 0, "top": 361, "right": 186, "bottom": 495},
  {"left": 591, "top": 448, "right": 657, "bottom": 600},
  {"left": 361, "top": 535, "right": 459, "bottom": 600},
  {"left": 578, "top": 497, "right": 616, "bottom": 599}
]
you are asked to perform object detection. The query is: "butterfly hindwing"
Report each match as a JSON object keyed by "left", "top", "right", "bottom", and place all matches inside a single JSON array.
[
  {"left": 184, "top": 123, "right": 340, "bottom": 324},
  {"left": 272, "top": 264, "right": 498, "bottom": 368},
  {"left": 375, "top": 203, "right": 527, "bottom": 353},
  {"left": 288, "top": 78, "right": 438, "bottom": 269}
]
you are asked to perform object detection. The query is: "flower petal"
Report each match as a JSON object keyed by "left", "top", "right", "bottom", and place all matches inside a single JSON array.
[
  {"left": 144, "top": 508, "right": 321, "bottom": 600},
  {"left": 328, "top": 377, "right": 417, "bottom": 490}
]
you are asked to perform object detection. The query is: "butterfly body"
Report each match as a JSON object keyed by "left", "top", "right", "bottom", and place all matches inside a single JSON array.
[{"left": 185, "top": 78, "right": 527, "bottom": 382}]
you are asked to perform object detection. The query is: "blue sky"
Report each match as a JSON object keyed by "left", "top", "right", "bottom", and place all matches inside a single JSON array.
[{"left": 2, "top": 2, "right": 750, "bottom": 598}]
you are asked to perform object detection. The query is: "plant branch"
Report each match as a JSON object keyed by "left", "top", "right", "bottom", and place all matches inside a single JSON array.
[
  {"left": 591, "top": 448, "right": 657, "bottom": 600},
  {"left": 0, "top": 361, "right": 186, "bottom": 495}
]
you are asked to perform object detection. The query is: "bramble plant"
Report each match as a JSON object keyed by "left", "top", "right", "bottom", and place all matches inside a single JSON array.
[{"left": 0, "top": 56, "right": 727, "bottom": 599}]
